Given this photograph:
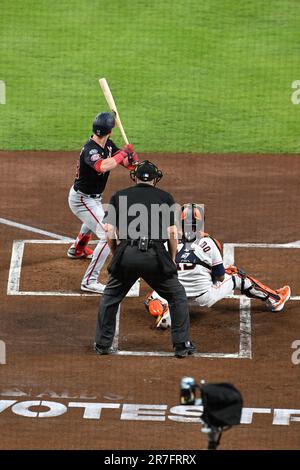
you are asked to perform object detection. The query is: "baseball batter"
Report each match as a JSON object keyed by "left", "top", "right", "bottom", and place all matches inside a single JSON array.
[
  {"left": 68, "top": 112, "right": 138, "bottom": 293},
  {"left": 145, "top": 203, "right": 291, "bottom": 328}
]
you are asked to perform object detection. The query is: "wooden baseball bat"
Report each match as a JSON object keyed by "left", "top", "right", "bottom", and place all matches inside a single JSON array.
[{"left": 99, "top": 78, "right": 129, "bottom": 145}]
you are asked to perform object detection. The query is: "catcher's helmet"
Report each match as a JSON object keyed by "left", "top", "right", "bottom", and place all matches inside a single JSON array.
[
  {"left": 92, "top": 112, "right": 115, "bottom": 137},
  {"left": 181, "top": 203, "right": 204, "bottom": 242},
  {"left": 130, "top": 160, "right": 163, "bottom": 183}
]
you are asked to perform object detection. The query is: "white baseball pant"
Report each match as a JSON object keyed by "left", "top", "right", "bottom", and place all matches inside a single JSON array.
[{"left": 68, "top": 186, "right": 110, "bottom": 286}]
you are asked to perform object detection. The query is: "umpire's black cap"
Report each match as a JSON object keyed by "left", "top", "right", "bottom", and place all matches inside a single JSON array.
[
  {"left": 131, "top": 160, "right": 163, "bottom": 182},
  {"left": 92, "top": 112, "right": 115, "bottom": 136}
]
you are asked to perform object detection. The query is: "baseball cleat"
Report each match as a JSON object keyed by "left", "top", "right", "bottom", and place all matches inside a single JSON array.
[
  {"left": 270, "top": 285, "right": 291, "bottom": 312},
  {"left": 67, "top": 244, "right": 93, "bottom": 259},
  {"left": 94, "top": 343, "right": 118, "bottom": 355},
  {"left": 174, "top": 341, "right": 197, "bottom": 358},
  {"left": 81, "top": 282, "right": 106, "bottom": 294}
]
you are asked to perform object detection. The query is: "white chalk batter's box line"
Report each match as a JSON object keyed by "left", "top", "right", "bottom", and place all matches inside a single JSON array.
[
  {"left": 6, "top": 240, "right": 300, "bottom": 360},
  {"left": 7, "top": 239, "right": 139, "bottom": 298}
]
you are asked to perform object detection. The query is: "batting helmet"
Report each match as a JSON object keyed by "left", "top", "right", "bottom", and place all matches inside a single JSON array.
[
  {"left": 181, "top": 203, "right": 205, "bottom": 242},
  {"left": 130, "top": 160, "right": 163, "bottom": 183},
  {"left": 92, "top": 112, "right": 115, "bottom": 137}
]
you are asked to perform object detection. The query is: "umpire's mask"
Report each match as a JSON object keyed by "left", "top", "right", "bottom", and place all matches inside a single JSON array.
[{"left": 130, "top": 160, "right": 163, "bottom": 185}]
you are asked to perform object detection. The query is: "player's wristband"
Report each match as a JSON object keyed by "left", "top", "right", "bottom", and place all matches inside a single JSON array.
[
  {"left": 113, "top": 151, "right": 126, "bottom": 165},
  {"left": 126, "top": 164, "right": 137, "bottom": 171},
  {"left": 94, "top": 160, "right": 103, "bottom": 172}
]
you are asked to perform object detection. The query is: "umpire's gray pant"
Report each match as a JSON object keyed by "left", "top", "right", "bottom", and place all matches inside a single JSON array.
[{"left": 95, "top": 246, "right": 190, "bottom": 347}]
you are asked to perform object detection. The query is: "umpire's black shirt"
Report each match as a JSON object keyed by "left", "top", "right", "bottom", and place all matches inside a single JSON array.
[{"left": 106, "top": 183, "right": 176, "bottom": 241}]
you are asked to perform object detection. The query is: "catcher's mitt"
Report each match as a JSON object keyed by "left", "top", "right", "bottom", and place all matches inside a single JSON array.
[{"left": 144, "top": 293, "right": 171, "bottom": 329}]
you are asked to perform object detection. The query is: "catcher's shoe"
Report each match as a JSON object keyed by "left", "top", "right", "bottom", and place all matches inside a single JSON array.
[
  {"left": 156, "top": 310, "right": 171, "bottom": 329},
  {"left": 67, "top": 244, "right": 93, "bottom": 259},
  {"left": 174, "top": 340, "right": 197, "bottom": 358},
  {"left": 269, "top": 285, "right": 291, "bottom": 312},
  {"left": 81, "top": 281, "right": 106, "bottom": 294}
]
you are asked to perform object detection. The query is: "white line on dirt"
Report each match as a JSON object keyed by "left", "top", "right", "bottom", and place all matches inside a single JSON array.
[
  {"left": 223, "top": 242, "right": 300, "bottom": 268},
  {"left": 284, "top": 240, "right": 300, "bottom": 246},
  {"left": 16, "top": 239, "right": 98, "bottom": 244},
  {"left": 115, "top": 351, "right": 240, "bottom": 358},
  {"left": 223, "top": 243, "right": 235, "bottom": 266},
  {"left": 239, "top": 297, "right": 252, "bottom": 359},
  {"left": 8, "top": 291, "right": 100, "bottom": 296},
  {"left": 8, "top": 291, "right": 144, "bottom": 298},
  {"left": 227, "top": 242, "right": 300, "bottom": 249},
  {"left": 6, "top": 240, "right": 139, "bottom": 298},
  {"left": 0, "top": 217, "right": 73, "bottom": 241},
  {"left": 7, "top": 241, "right": 24, "bottom": 295},
  {"left": 112, "top": 307, "right": 120, "bottom": 350}
]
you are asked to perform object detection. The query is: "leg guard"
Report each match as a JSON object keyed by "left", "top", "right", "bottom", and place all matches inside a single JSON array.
[
  {"left": 74, "top": 232, "right": 92, "bottom": 255},
  {"left": 226, "top": 266, "right": 280, "bottom": 301}
]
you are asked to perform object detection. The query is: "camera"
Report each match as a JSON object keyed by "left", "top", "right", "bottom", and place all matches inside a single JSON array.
[{"left": 180, "top": 377, "right": 243, "bottom": 450}]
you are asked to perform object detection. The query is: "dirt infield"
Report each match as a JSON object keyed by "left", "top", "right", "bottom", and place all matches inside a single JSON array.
[{"left": 0, "top": 151, "right": 300, "bottom": 450}]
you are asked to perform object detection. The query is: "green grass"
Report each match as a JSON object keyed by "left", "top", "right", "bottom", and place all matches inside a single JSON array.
[{"left": 1, "top": 0, "right": 300, "bottom": 152}]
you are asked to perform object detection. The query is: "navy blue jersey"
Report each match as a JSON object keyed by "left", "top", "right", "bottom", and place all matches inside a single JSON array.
[{"left": 73, "top": 137, "right": 119, "bottom": 194}]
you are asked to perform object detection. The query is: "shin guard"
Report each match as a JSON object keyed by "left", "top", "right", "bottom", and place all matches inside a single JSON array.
[
  {"left": 74, "top": 233, "right": 92, "bottom": 255},
  {"left": 226, "top": 266, "right": 280, "bottom": 301}
]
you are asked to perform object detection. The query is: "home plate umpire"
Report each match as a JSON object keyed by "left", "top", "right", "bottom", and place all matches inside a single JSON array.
[{"left": 95, "top": 160, "right": 196, "bottom": 358}]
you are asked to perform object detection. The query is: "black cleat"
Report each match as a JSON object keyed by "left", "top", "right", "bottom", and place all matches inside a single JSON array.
[
  {"left": 174, "top": 341, "right": 197, "bottom": 358},
  {"left": 94, "top": 344, "right": 118, "bottom": 355}
]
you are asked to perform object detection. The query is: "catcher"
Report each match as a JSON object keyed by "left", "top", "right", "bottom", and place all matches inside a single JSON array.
[{"left": 145, "top": 203, "right": 291, "bottom": 328}]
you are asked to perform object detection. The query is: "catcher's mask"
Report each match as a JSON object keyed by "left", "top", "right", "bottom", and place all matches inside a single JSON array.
[
  {"left": 130, "top": 160, "right": 163, "bottom": 184},
  {"left": 92, "top": 112, "right": 115, "bottom": 137},
  {"left": 181, "top": 203, "right": 204, "bottom": 242}
]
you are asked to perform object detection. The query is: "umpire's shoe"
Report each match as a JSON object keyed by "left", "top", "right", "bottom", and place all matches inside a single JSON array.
[
  {"left": 174, "top": 340, "right": 197, "bottom": 358},
  {"left": 94, "top": 343, "right": 117, "bottom": 355}
]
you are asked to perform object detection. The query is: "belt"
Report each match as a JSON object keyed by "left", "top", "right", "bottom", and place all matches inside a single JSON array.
[
  {"left": 126, "top": 239, "right": 156, "bottom": 247},
  {"left": 74, "top": 188, "right": 102, "bottom": 199}
]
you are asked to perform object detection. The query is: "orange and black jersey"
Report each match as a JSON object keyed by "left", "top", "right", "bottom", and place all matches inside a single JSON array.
[{"left": 73, "top": 137, "right": 119, "bottom": 195}]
